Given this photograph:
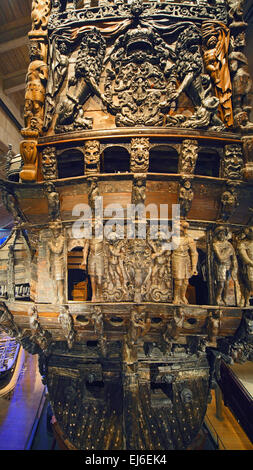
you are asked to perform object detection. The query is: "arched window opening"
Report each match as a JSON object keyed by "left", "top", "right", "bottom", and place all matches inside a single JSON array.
[
  {"left": 195, "top": 148, "right": 220, "bottom": 178},
  {"left": 58, "top": 149, "right": 84, "bottom": 179},
  {"left": 102, "top": 146, "right": 130, "bottom": 173},
  {"left": 149, "top": 145, "right": 178, "bottom": 173}
]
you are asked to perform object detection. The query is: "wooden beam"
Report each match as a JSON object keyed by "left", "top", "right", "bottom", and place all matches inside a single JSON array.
[
  {"left": 4, "top": 83, "right": 25, "bottom": 95},
  {"left": 3, "top": 70, "right": 27, "bottom": 95},
  {"left": 0, "top": 35, "right": 28, "bottom": 54},
  {"left": 0, "top": 16, "right": 31, "bottom": 43}
]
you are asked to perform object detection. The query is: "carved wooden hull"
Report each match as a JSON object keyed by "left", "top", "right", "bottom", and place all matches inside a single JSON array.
[{"left": 0, "top": 0, "right": 253, "bottom": 451}]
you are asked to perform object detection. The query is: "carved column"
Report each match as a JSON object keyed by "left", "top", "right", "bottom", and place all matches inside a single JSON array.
[
  {"left": 20, "top": 0, "right": 51, "bottom": 182},
  {"left": 178, "top": 139, "right": 198, "bottom": 174}
]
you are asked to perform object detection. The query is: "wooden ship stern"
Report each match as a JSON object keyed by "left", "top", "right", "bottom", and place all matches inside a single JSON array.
[{"left": 0, "top": 0, "right": 253, "bottom": 450}]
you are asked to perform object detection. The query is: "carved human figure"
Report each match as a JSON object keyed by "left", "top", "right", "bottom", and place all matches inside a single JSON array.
[
  {"left": 237, "top": 226, "right": 253, "bottom": 306},
  {"left": 106, "top": 231, "right": 126, "bottom": 292},
  {"left": 130, "top": 138, "right": 150, "bottom": 173},
  {"left": 202, "top": 21, "right": 233, "bottom": 127},
  {"left": 220, "top": 183, "right": 239, "bottom": 221},
  {"left": 178, "top": 178, "right": 194, "bottom": 218},
  {"left": 41, "top": 146, "right": 58, "bottom": 180},
  {"left": 88, "top": 177, "right": 99, "bottom": 212},
  {"left": 58, "top": 305, "right": 75, "bottom": 349},
  {"left": 44, "top": 39, "right": 69, "bottom": 131},
  {"left": 212, "top": 226, "right": 238, "bottom": 305},
  {"left": 84, "top": 140, "right": 100, "bottom": 174},
  {"left": 48, "top": 221, "right": 65, "bottom": 304},
  {"left": 44, "top": 182, "right": 60, "bottom": 220},
  {"left": 132, "top": 175, "right": 146, "bottom": 206},
  {"left": 81, "top": 219, "right": 104, "bottom": 302},
  {"left": 206, "top": 310, "right": 222, "bottom": 342},
  {"left": 5, "top": 144, "right": 14, "bottom": 177},
  {"left": 167, "top": 24, "right": 225, "bottom": 130},
  {"left": 229, "top": 31, "right": 253, "bottom": 128},
  {"left": 178, "top": 139, "right": 198, "bottom": 174},
  {"left": 223, "top": 144, "right": 244, "bottom": 180},
  {"left": 171, "top": 221, "right": 198, "bottom": 305},
  {"left": 148, "top": 231, "right": 171, "bottom": 291},
  {"left": 163, "top": 309, "right": 184, "bottom": 345},
  {"left": 24, "top": 41, "right": 48, "bottom": 133}
]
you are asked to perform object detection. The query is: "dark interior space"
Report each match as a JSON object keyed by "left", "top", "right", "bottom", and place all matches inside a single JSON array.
[
  {"left": 102, "top": 146, "right": 130, "bottom": 173},
  {"left": 149, "top": 145, "right": 178, "bottom": 173},
  {"left": 58, "top": 149, "right": 84, "bottom": 178}
]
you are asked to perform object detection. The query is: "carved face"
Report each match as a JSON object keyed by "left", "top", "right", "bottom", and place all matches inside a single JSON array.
[
  {"left": 29, "top": 41, "right": 41, "bottom": 61},
  {"left": 42, "top": 147, "right": 57, "bottom": 169},
  {"left": 130, "top": 138, "right": 149, "bottom": 169},
  {"left": 216, "top": 229, "right": 227, "bottom": 241},
  {"left": 84, "top": 141, "right": 100, "bottom": 165},
  {"left": 224, "top": 145, "right": 243, "bottom": 179}
]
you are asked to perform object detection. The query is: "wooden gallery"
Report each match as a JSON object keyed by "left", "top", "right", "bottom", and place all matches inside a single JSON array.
[{"left": 0, "top": 0, "right": 252, "bottom": 451}]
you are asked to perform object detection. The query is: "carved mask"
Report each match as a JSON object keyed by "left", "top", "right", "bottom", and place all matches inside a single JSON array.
[
  {"left": 224, "top": 144, "right": 244, "bottom": 179},
  {"left": 130, "top": 138, "right": 149, "bottom": 170},
  {"left": 84, "top": 141, "right": 100, "bottom": 165}
]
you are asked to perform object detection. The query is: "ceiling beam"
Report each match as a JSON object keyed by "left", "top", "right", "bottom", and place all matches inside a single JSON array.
[
  {"left": 0, "top": 16, "right": 31, "bottom": 43},
  {"left": 0, "top": 35, "right": 28, "bottom": 54},
  {"left": 3, "top": 69, "right": 26, "bottom": 95}
]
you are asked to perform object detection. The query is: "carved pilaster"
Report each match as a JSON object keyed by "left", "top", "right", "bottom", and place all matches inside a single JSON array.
[
  {"left": 44, "top": 182, "right": 61, "bottom": 221},
  {"left": 41, "top": 146, "right": 58, "bottom": 180},
  {"left": 130, "top": 138, "right": 150, "bottom": 173},
  {"left": 221, "top": 144, "right": 244, "bottom": 180},
  {"left": 178, "top": 139, "right": 198, "bottom": 174},
  {"left": 58, "top": 305, "right": 75, "bottom": 349},
  {"left": 84, "top": 140, "right": 100, "bottom": 175},
  {"left": 178, "top": 177, "right": 194, "bottom": 218}
]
